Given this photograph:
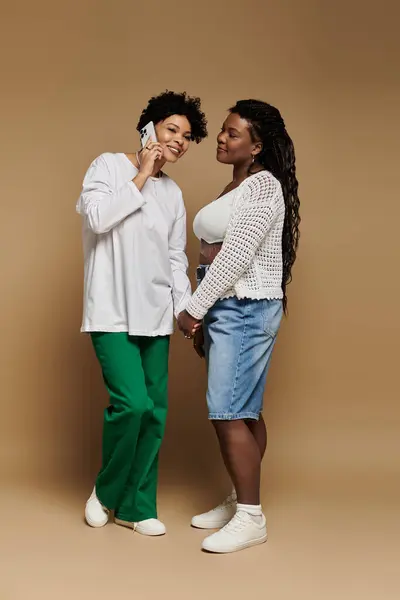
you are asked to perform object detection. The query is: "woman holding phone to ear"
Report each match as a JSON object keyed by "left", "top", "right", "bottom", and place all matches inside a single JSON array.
[
  {"left": 178, "top": 99, "right": 300, "bottom": 553},
  {"left": 77, "top": 91, "right": 207, "bottom": 536}
]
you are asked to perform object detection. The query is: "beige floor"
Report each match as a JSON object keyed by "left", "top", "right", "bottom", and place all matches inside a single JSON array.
[{"left": 1, "top": 474, "right": 397, "bottom": 600}]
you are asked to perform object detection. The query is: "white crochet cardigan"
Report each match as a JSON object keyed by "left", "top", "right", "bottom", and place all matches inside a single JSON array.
[{"left": 186, "top": 170, "right": 284, "bottom": 320}]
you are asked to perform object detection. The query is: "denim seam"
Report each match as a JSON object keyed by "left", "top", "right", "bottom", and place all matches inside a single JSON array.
[
  {"left": 228, "top": 304, "right": 248, "bottom": 415},
  {"left": 263, "top": 300, "right": 283, "bottom": 338}
]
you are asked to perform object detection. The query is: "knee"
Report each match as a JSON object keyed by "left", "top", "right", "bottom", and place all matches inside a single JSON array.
[
  {"left": 212, "top": 420, "right": 236, "bottom": 442},
  {"left": 213, "top": 419, "right": 250, "bottom": 446},
  {"left": 120, "top": 396, "right": 153, "bottom": 421}
]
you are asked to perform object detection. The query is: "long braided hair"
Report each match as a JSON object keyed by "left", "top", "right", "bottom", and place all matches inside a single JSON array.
[{"left": 229, "top": 100, "right": 301, "bottom": 314}]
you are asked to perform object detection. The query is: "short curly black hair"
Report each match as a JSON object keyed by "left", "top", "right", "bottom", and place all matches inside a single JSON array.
[{"left": 136, "top": 90, "right": 208, "bottom": 143}]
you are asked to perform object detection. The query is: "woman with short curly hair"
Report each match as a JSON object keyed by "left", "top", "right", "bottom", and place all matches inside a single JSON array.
[{"left": 77, "top": 91, "right": 207, "bottom": 535}]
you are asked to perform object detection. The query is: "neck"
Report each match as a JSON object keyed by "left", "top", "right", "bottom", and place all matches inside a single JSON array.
[
  {"left": 151, "top": 158, "right": 167, "bottom": 178},
  {"left": 133, "top": 151, "right": 167, "bottom": 177},
  {"left": 232, "top": 161, "right": 264, "bottom": 183},
  {"left": 232, "top": 161, "right": 252, "bottom": 183}
]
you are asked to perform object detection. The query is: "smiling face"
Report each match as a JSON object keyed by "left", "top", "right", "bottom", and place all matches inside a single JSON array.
[
  {"left": 154, "top": 115, "right": 192, "bottom": 163},
  {"left": 216, "top": 112, "right": 262, "bottom": 166}
]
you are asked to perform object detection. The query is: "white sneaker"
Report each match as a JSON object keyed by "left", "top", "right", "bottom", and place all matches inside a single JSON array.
[
  {"left": 114, "top": 517, "right": 166, "bottom": 536},
  {"left": 191, "top": 492, "right": 237, "bottom": 529},
  {"left": 85, "top": 487, "right": 109, "bottom": 528},
  {"left": 201, "top": 510, "right": 267, "bottom": 553}
]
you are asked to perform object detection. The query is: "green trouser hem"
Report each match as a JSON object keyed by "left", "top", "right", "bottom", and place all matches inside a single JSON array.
[
  {"left": 113, "top": 511, "right": 157, "bottom": 522},
  {"left": 91, "top": 332, "right": 169, "bottom": 523},
  {"left": 94, "top": 489, "right": 158, "bottom": 523}
]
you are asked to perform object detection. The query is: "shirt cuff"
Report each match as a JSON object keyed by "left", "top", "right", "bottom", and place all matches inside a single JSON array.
[{"left": 174, "top": 291, "right": 191, "bottom": 319}]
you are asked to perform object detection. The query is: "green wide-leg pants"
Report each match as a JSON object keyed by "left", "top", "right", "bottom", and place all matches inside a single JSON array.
[{"left": 91, "top": 332, "right": 169, "bottom": 522}]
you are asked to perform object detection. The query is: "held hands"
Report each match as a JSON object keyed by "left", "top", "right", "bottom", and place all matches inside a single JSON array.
[{"left": 177, "top": 310, "right": 201, "bottom": 341}]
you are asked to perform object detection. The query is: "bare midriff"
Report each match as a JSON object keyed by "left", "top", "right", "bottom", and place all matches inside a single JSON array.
[{"left": 199, "top": 240, "right": 223, "bottom": 265}]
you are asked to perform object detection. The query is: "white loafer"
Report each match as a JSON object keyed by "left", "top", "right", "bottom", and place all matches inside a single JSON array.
[
  {"left": 85, "top": 487, "right": 109, "bottom": 528},
  {"left": 115, "top": 517, "right": 166, "bottom": 536}
]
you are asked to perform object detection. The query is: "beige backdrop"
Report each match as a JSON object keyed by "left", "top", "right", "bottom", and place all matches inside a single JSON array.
[{"left": 0, "top": 0, "right": 399, "bottom": 598}]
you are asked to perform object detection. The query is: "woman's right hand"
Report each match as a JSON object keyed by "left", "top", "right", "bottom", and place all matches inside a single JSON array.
[{"left": 138, "top": 141, "right": 163, "bottom": 177}]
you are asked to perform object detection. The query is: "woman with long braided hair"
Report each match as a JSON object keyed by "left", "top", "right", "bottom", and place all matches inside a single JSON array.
[{"left": 178, "top": 99, "right": 300, "bottom": 553}]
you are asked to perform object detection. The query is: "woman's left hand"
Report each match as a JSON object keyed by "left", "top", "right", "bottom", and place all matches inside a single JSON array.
[
  {"left": 178, "top": 310, "right": 201, "bottom": 339},
  {"left": 193, "top": 326, "right": 205, "bottom": 358}
]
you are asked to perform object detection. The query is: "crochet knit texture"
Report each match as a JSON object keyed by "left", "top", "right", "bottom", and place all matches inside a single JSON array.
[{"left": 186, "top": 170, "right": 285, "bottom": 320}]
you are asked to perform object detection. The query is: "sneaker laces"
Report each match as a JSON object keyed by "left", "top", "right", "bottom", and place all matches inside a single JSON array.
[
  {"left": 211, "top": 493, "right": 237, "bottom": 513},
  {"left": 221, "top": 511, "right": 251, "bottom": 534}
]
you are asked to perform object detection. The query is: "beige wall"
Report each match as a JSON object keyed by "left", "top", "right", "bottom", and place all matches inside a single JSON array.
[{"left": 0, "top": 0, "right": 398, "bottom": 508}]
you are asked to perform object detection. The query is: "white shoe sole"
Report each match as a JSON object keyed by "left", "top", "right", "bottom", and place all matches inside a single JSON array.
[
  {"left": 202, "top": 532, "right": 268, "bottom": 554},
  {"left": 114, "top": 518, "right": 166, "bottom": 536},
  {"left": 191, "top": 518, "right": 232, "bottom": 530}
]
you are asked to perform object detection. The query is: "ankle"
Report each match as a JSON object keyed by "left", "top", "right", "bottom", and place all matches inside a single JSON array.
[
  {"left": 237, "top": 503, "right": 264, "bottom": 525},
  {"left": 236, "top": 496, "right": 260, "bottom": 506},
  {"left": 237, "top": 503, "right": 262, "bottom": 516}
]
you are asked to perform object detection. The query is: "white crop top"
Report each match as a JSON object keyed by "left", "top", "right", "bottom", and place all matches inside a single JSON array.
[
  {"left": 193, "top": 188, "right": 237, "bottom": 244},
  {"left": 186, "top": 170, "right": 285, "bottom": 320}
]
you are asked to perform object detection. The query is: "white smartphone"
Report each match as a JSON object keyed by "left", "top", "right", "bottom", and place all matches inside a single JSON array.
[{"left": 139, "top": 121, "right": 158, "bottom": 148}]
